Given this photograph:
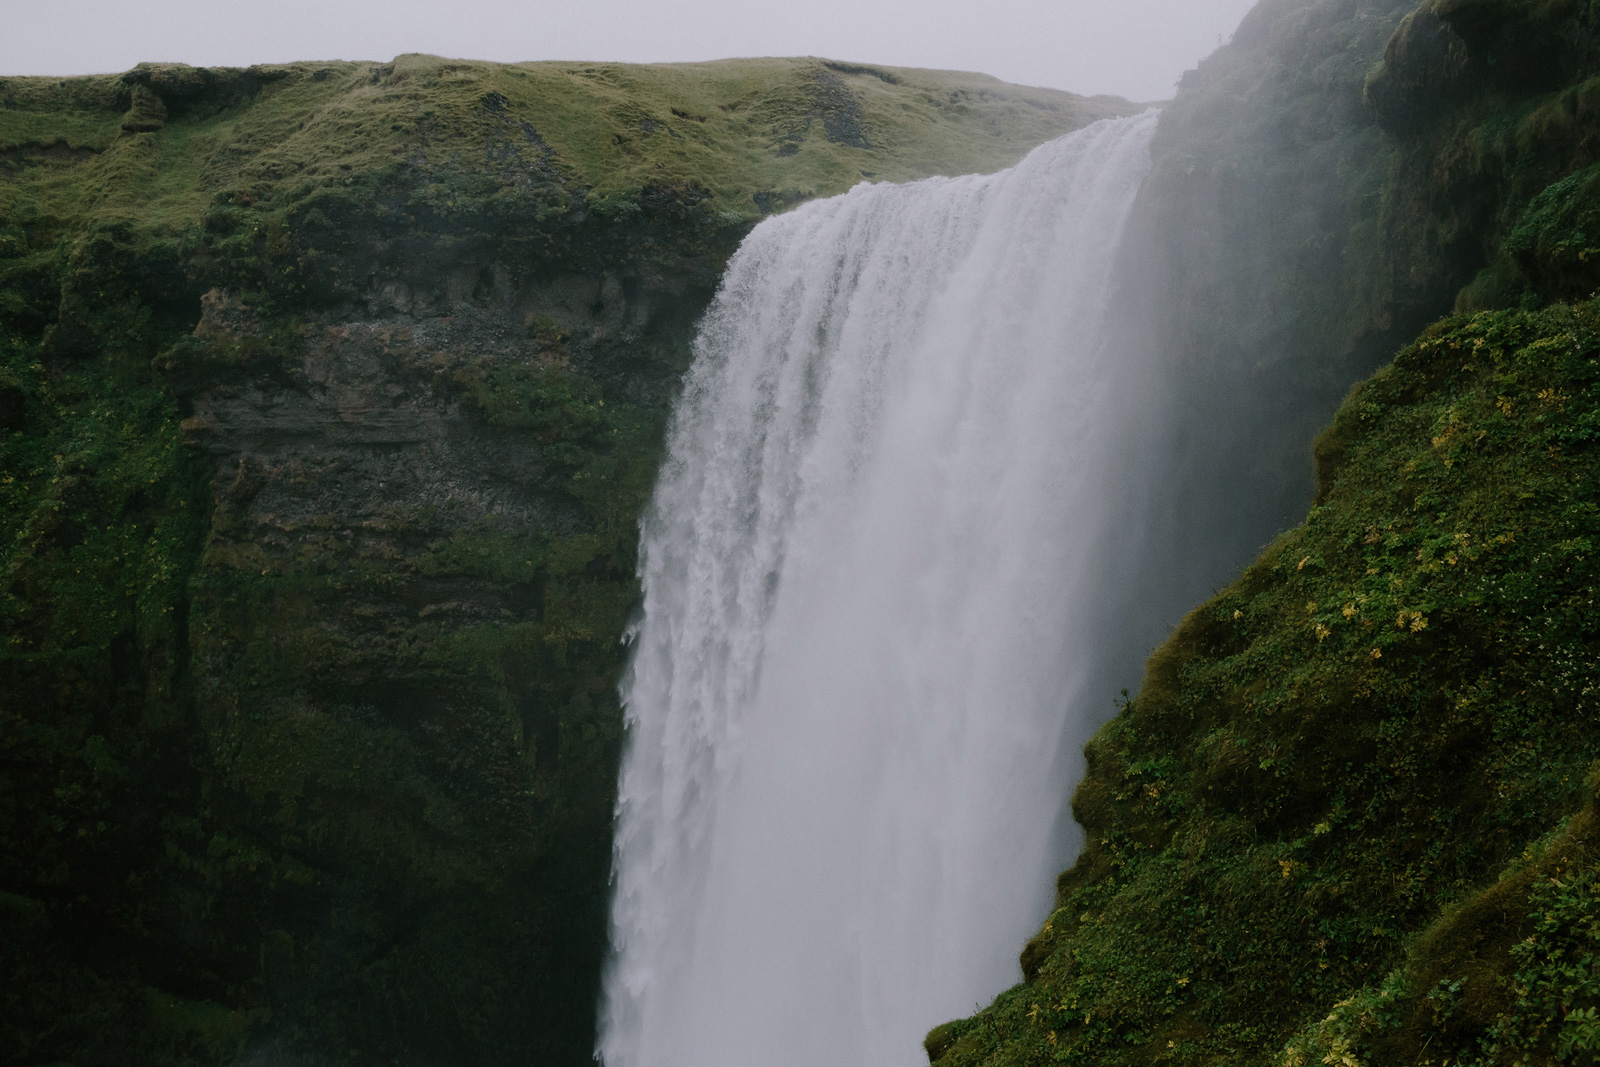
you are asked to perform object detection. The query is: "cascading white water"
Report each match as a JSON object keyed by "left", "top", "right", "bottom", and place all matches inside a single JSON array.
[{"left": 601, "top": 109, "right": 1159, "bottom": 1067}]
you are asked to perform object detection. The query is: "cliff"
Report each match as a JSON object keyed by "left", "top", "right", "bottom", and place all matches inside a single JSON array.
[
  {"left": 0, "top": 56, "right": 1131, "bottom": 1066},
  {"left": 931, "top": 0, "right": 1600, "bottom": 1063}
]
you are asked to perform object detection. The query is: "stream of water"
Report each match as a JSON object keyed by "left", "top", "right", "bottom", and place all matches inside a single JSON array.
[{"left": 601, "top": 109, "right": 1160, "bottom": 1067}]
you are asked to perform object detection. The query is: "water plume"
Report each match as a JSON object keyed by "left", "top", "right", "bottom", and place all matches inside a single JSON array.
[{"left": 601, "top": 109, "right": 1160, "bottom": 1067}]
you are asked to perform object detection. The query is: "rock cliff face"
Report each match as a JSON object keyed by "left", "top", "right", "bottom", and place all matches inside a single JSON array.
[{"left": 0, "top": 57, "right": 1130, "bottom": 1065}]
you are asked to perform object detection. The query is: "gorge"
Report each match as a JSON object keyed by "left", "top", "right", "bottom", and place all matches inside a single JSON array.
[{"left": 4, "top": 0, "right": 1600, "bottom": 1063}]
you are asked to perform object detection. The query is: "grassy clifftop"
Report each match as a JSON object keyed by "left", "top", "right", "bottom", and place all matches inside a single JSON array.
[{"left": 0, "top": 54, "right": 1129, "bottom": 233}]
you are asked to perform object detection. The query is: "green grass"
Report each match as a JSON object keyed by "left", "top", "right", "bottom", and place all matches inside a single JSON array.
[{"left": 0, "top": 55, "right": 1133, "bottom": 241}]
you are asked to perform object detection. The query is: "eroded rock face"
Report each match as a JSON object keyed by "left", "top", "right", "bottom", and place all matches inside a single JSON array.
[
  {"left": 172, "top": 267, "right": 710, "bottom": 1063},
  {"left": 4, "top": 164, "right": 736, "bottom": 1065}
]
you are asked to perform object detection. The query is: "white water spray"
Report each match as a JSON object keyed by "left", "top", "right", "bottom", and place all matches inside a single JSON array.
[{"left": 601, "top": 110, "right": 1159, "bottom": 1067}]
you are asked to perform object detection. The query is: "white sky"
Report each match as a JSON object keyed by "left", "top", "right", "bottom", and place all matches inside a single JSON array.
[{"left": 1, "top": 0, "right": 1260, "bottom": 101}]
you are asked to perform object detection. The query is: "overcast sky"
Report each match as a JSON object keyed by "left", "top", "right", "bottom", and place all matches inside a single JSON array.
[{"left": 2, "top": 0, "right": 1261, "bottom": 101}]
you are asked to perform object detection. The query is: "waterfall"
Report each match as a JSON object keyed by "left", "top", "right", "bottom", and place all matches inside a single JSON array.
[{"left": 600, "top": 109, "right": 1160, "bottom": 1067}]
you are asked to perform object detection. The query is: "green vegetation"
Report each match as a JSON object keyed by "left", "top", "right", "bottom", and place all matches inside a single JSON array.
[
  {"left": 0, "top": 242, "right": 215, "bottom": 1065},
  {"left": 0, "top": 55, "right": 1129, "bottom": 240},
  {"left": 0, "top": 53, "right": 1122, "bottom": 1065},
  {"left": 933, "top": 0, "right": 1600, "bottom": 1062},
  {"left": 935, "top": 304, "right": 1600, "bottom": 1066}
]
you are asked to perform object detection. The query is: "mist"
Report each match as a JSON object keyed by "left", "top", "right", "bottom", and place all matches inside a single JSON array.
[{"left": 601, "top": 112, "right": 1162, "bottom": 1067}]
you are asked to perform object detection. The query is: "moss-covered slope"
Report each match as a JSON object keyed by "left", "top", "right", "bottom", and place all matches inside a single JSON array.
[
  {"left": 0, "top": 57, "right": 1129, "bottom": 1066},
  {"left": 933, "top": 0, "right": 1600, "bottom": 1062},
  {"left": 0, "top": 55, "right": 1128, "bottom": 232},
  {"left": 933, "top": 303, "right": 1600, "bottom": 1066}
]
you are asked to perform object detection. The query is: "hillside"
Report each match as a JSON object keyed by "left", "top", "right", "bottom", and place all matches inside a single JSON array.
[
  {"left": 930, "top": 0, "right": 1600, "bottom": 1062},
  {"left": 0, "top": 56, "right": 1130, "bottom": 1066},
  {"left": 933, "top": 299, "right": 1600, "bottom": 1066},
  {"left": 1, "top": 55, "right": 1128, "bottom": 232}
]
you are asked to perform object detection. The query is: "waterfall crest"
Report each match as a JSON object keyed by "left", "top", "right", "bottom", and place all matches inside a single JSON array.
[{"left": 601, "top": 110, "right": 1159, "bottom": 1067}]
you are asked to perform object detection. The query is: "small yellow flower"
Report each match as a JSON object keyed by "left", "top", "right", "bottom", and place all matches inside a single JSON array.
[
  {"left": 1370, "top": 648, "right": 1382, "bottom": 660},
  {"left": 1341, "top": 604, "right": 1356, "bottom": 619},
  {"left": 1314, "top": 623, "right": 1332, "bottom": 642}
]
